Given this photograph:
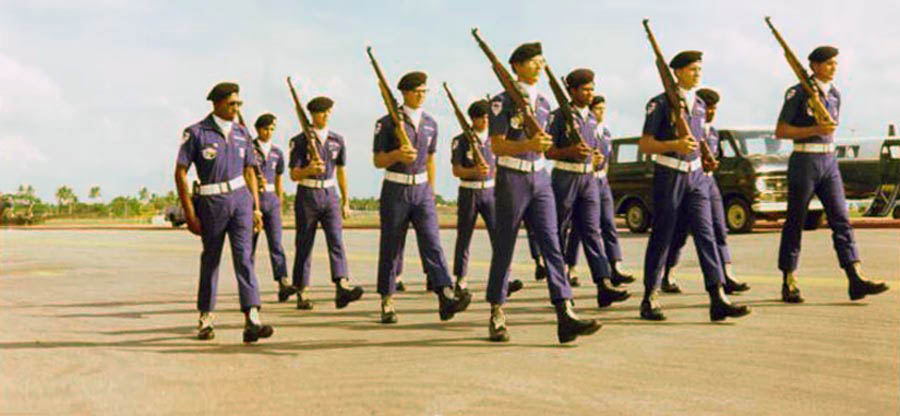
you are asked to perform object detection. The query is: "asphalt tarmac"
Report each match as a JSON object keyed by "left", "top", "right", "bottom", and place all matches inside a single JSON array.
[{"left": 1, "top": 228, "right": 897, "bottom": 415}]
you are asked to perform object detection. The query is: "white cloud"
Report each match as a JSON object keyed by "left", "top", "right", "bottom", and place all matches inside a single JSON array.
[
  {"left": 0, "top": 135, "right": 49, "bottom": 166},
  {"left": 1, "top": 0, "right": 899, "bottom": 201}
]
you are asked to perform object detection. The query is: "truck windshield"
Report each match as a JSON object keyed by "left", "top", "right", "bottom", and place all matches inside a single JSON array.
[{"left": 733, "top": 130, "right": 790, "bottom": 157}]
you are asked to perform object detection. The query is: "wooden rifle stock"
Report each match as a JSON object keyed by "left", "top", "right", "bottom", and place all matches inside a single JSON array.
[
  {"left": 642, "top": 19, "right": 718, "bottom": 172},
  {"left": 366, "top": 46, "right": 414, "bottom": 152},
  {"left": 544, "top": 63, "right": 589, "bottom": 150},
  {"left": 471, "top": 28, "right": 544, "bottom": 139},
  {"left": 442, "top": 82, "right": 488, "bottom": 170},
  {"left": 764, "top": 17, "right": 836, "bottom": 127},
  {"left": 286, "top": 77, "right": 322, "bottom": 164}
]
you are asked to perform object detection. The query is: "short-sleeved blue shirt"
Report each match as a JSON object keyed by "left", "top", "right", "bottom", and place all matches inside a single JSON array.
[
  {"left": 488, "top": 90, "right": 551, "bottom": 162},
  {"left": 547, "top": 107, "right": 600, "bottom": 163},
  {"left": 642, "top": 92, "right": 706, "bottom": 162},
  {"left": 372, "top": 111, "right": 437, "bottom": 174},
  {"left": 777, "top": 82, "right": 840, "bottom": 144},
  {"left": 253, "top": 141, "right": 285, "bottom": 184},
  {"left": 289, "top": 131, "right": 346, "bottom": 180},
  {"left": 176, "top": 114, "right": 257, "bottom": 184},
  {"left": 451, "top": 132, "right": 495, "bottom": 179}
]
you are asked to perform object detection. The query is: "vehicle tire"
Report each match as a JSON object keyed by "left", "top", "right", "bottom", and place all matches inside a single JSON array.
[
  {"left": 624, "top": 201, "right": 650, "bottom": 233},
  {"left": 725, "top": 197, "right": 755, "bottom": 233},
  {"left": 892, "top": 205, "right": 900, "bottom": 219},
  {"left": 803, "top": 210, "right": 825, "bottom": 230}
]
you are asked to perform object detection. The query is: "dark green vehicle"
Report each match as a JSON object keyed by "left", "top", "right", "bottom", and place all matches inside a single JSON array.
[
  {"left": 836, "top": 133, "right": 900, "bottom": 218},
  {"left": 608, "top": 127, "right": 825, "bottom": 233}
]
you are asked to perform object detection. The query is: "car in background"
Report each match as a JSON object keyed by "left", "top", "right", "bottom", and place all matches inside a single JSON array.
[
  {"left": 608, "top": 127, "right": 825, "bottom": 233},
  {"left": 164, "top": 204, "right": 186, "bottom": 227}
]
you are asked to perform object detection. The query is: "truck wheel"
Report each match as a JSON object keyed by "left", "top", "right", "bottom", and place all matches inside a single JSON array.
[
  {"left": 625, "top": 201, "right": 650, "bottom": 233},
  {"left": 892, "top": 205, "right": 900, "bottom": 219},
  {"left": 725, "top": 197, "right": 755, "bottom": 233},
  {"left": 803, "top": 211, "right": 825, "bottom": 230}
]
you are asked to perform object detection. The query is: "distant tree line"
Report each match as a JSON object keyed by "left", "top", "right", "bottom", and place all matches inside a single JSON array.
[{"left": 1, "top": 184, "right": 456, "bottom": 223}]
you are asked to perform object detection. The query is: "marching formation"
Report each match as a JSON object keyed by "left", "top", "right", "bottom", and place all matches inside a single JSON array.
[{"left": 173, "top": 18, "right": 889, "bottom": 344}]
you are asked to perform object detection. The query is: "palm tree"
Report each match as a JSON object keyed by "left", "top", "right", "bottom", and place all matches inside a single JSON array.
[
  {"left": 55, "top": 186, "right": 77, "bottom": 215},
  {"left": 138, "top": 187, "right": 149, "bottom": 203},
  {"left": 89, "top": 186, "right": 101, "bottom": 203}
]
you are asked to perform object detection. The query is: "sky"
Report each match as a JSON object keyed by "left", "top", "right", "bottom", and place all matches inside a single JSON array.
[{"left": 2, "top": 0, "right": 898, "bottom": 202}]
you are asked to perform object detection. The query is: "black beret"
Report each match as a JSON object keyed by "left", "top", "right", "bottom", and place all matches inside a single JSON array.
[
  {"left": 207, "top": 82, "right": 239, "bottom": 102},
  {"left": 669, "top": 50, "right": 703, "bottom": 69},
  {"left": 307, "top": 96, "right": 334, "bottom": 113},
  {"left": 397, "top": 71, "right": 427, "bottom": 91},
  {"left": 696, "top": 88, "right": 720, "bottom": 106},
  {"left": 590, "top": 95, "right": 606, "bottom": 108},
  {"left": 509, "top": 42, "right": 542, "bottom": 65},
  {"left": 467, "top": 99, "right": 490, "bottom": 118},
  {"left": 565, "top": 68, "right": 595, "bottom": 89},
  {"left": 808, "top": 46, "right": 838, "bottom": 63},
  {"left": 254, "top": 113, "right": 277, "bottom": 129}
]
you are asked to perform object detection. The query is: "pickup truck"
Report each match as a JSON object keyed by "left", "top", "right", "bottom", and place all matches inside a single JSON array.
[{"left": 608, "top": 127, "right": 825, "bottom": 233}]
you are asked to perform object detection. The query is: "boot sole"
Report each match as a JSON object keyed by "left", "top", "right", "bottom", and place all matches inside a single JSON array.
[
  {"left": 711, "top": 307, "right": 752, "bottom": 322},
  {"left": 850, "top": 285, "right": 889, "bottom": 301},
  {"left": 558, "top": 322, "right": 602, "bottom": 344},
  {"left": 597, "top": 292, "right": 631, "bottom": 308}
]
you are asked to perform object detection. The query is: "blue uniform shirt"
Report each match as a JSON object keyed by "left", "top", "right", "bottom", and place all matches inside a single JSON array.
[
  {"left": 450, "top": 132, "right": 496, "bottom": 179},
  {"left": 642, "top": 92, "right": 706, "bottom": 162},
  {"left": 254, "top": 140, "right": 285, "bottom": 184},
  {"left": 777, "top": 82, "right": 840, "bottom": 144},
  {"left": 547, "top": 107, "right": 600, "bottom": 163},
  {"left": 289, "top": 131, "right": 346, "bottom": 180},
  {"left": 372, "top": 112, "right": 438, "bottom": 174},
  {"left": 177, "top": 114, "right": 258, "bottom": 184},
  {"left": 488, "top": 90, "right": 551, "bottom": 162}
]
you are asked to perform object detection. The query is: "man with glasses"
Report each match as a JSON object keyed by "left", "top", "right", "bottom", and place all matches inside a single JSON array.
[
  {"left": 372, "top": 71, "right": 471, "bottom": 324},
  {"left": 484, "top": 43, "right": 600, "bottom": 343},
  {"left": 174, "top": 82, "right": 274, "bottom": 343}
]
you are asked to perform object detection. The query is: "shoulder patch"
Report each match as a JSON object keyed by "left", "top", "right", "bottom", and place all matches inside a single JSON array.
[
  {"left": 375, "top": 121, "right": 382, "bottom": 134},
  {"left": 491, "top": 101, "right": 502, "bottom": 116},
  {"left": 181, "top": 131, "right": 190, "bottom": 143},
  {"left": 289, "top": 139, "right": 295, "bottom": 150},
  {"left": 786, "top": 88, "right": 797, "bottom": 101},
  {"left": 646, "top": 101, "right": 657, "bottom": 115},
  {"left": 548, "top": 113, "right": 555, "bottom": 126}
]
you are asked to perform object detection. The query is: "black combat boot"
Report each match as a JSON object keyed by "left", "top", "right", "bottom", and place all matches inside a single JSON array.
[
  {"left": 555, "top": 300, "right": 602, "bottom": 343},
  {"left": 438, "top": 286, "right": 471, "bottom": 321},
  {"left": 781, "top": 271, "right": 804, "bottom": 303},
  {"left": 639, "top": 290, "right": 666, "bottom": 321},
  {"left": 596, "top": 277, "right": 630, "bottom": 308},
  {"left": 846, "top": 263, "right": 889, "bottom": 301},
  {"left": 277, "top": 278, "right": 298, "bottom": 302},
  {"left": 507, "top": 279, "right": 524, "bottom": 296},
  {"left": 660, "top": 266, "right": 681, "bottom": 294},
  {"left": 722, "top": 266, "right": 750, "bottom": 295},
  {"left": 709, "top": 284, "right": 751, "bottom": 321},
  {"left": 335, "top": 279, "right": 364, "bottom": 309},
  {"left": 610, "top": 262, "right": 635, "bottom": 286}
]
